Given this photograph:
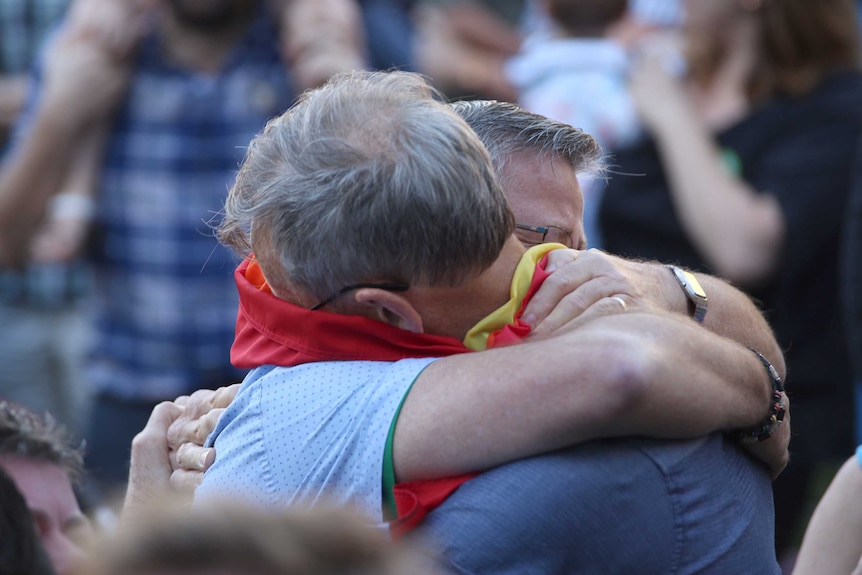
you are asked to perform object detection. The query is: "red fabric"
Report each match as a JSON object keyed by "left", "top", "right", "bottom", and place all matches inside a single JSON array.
[
  {"left": 391, "top": 474, "right": 479, "bottom": 537},
  {"left": 231, "top": 259, "right": 471, "bottom": 368},
  {"left": 486, "top": 257, "right": 552, "bottom": 348},
  {"left": 232, "top": 255, "right": 553, "bottom": 534}
]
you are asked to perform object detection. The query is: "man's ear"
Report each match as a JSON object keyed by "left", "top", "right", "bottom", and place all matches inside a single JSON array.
[{"left": 352, "top": 288, "right": 424, "bottom": 333}]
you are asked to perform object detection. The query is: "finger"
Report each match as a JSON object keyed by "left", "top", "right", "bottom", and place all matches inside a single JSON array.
[
  {"left": 182, "top": 388, "right": 221, "bottom": 418},
  {"left": 528, "top": 285, "right": 598, "bottom": 338},
  {"left": 544, "top": 295, "right": 632, "bottom": 337},
  {"left": 166, "top": 407, "right": 225, "bottom": 450},
  {"left": 135, "top": 401, "right": 184, "bottom": 444},
  {"left": 170, "top": 469, "right": 206, "bottom": 494},
  {"left": 542, "top": 247, "right": 578, "bottom": 273},
  {"left": 127, "top": 401, "right": 184, "bottom": 498},
  {"left": 175, "top": 443, "right": 216, "bottom": 473},
  {"left": 529, "top": 267, "right": 632, "bottom": 337},
  {"left": 521, "top": 250, "right": 589, "bottom": 327},
  {"left": 211, "top": 383, "right": 241, "bottom": 409}
]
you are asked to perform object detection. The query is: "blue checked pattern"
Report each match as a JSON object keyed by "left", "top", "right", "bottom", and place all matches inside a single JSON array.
[
  {"left": 17, "top": 9, "right": 295, "bottom": 400},
  {"left": 0, "top": 0, "right": 67, "bottom": 73}
]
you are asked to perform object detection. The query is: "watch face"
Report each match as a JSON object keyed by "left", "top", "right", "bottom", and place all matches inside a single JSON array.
[{"left": 682, "top": 271, "right": 708, "bottom": 300}]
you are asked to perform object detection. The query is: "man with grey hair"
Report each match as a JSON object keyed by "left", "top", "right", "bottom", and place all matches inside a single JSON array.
[
  {"left": 187, "top": 72, "right": 784, "bottom": 571},
  {"left": 0, "top": 401, "right": 91, "bottom": 575}
]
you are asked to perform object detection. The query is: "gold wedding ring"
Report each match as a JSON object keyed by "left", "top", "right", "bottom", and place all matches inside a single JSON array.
[{"left": 611, "top": 296, "right": 628, "bottom": 312}]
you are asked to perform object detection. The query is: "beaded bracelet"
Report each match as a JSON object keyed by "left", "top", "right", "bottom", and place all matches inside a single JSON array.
[{"left": 733, "top": 347, "right": 787, "bottom": 444}]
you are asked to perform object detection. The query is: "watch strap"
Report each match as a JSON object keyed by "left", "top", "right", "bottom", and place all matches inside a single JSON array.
[{"left": 667, "top": 265, "right": 708, "bottom": 323}]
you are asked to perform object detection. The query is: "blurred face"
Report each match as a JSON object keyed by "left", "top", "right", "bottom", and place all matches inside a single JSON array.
[
  {"left": 0, "top": 456, "right": 91, "bottom": 575},
  {"left": 501, "top": 151, "right": 587, "bottom": 251}
]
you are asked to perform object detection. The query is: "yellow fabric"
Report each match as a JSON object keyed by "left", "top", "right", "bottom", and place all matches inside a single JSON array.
[{"left": 462, "top": 243, "right": 565, "bottom": 351}]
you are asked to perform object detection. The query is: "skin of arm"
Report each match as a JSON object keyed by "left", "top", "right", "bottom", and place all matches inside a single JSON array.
[
  {"left": 159, "top": 251, "right": 790, "bottom": 490},
  {"left": 28, "top": 125, "right": 108, "bottom": 262},
  {"left": 393, "top": 308, "right": 779, "bottom": 482},
  {"left": 524, "top": 249, "right": 786, "bottom": 378},
  {"left": 0, "top": 99, "right": 96, "bottom": 266},
  {"left": 794, "top": 453, "right": 862, "bottom": 575},
  {"left": 0, "top": 0, "right": 145, "bottom": 266},
  {"left": 125, "top": 401, "right": 186, "bottom": 515},
  {"left": 0, "top": 76, "right": 28, "bottom": 129},
  {"left": 275, "top": 0, "right": 366, "bottom": 92},
  {"left": 629, "top": 60, "right": 784, "bottom": 285}
]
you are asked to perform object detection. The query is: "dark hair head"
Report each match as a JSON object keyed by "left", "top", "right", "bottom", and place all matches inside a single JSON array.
[
  {"left": 0, "top": 402, "right": 84, "bottom": 484},
  {"left": 548, "top": 0, "right": 628, "bottom": 37},
  {"left": 449, "top": 99, "right": 603, "bottom": 177}
]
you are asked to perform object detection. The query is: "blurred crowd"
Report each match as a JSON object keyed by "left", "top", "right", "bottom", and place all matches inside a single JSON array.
[{"left": 1, "top": 0, "right": 861, "bottom": 573}]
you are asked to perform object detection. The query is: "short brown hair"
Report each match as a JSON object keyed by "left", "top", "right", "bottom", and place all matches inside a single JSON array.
[
  {"left": 80, "top": 500, "right": 441, "bottom": 575},
  {"left": 548, "top": 0, "right": 628, "bottom": 37},
  {"left": 0, "top": 401, "right": 84, "bottom": 484}
]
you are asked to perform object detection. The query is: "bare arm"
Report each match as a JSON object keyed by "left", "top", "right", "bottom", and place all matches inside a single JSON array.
[
  {"left": 525, "top": 249, "right": 786, "bottom": 377},
  {"left": 161, "top": 248, "right": 789, "bottom": 490},
  {"left": 0, "top": 95, "right": 94, "bottom": 265},
  {"left": 629, "top": 60, "right": 784, "bottom": 285},
  {"left": 28, "top": 125, "right": 107, "bottom": 262},
  {"left": 276, "top": 0, "right": 366, "bottom": 92},
  {"left": 794, "top": 453, "right": 862, "bottom": 575},
  {"left": 0, "top": 0, "right": 145, "bottom": 266},
  {"left": 0, "top": 76, "right": 28, "bottom": 129},
  {"left": 393, "top": 308, "right": 778, "bottom": 482}
]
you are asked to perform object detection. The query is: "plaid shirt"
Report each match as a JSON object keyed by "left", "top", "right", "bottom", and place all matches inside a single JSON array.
[
  {"left": 17, "top": 9, "right": 295, "bottom": 400},
  {"left": 0, "top": 0, "right": 67, "bottom": 73}
]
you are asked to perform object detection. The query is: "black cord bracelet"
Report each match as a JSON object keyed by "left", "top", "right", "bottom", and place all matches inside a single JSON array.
[{"left": 732, "top": 347, "right": 786, "bottom": 444}]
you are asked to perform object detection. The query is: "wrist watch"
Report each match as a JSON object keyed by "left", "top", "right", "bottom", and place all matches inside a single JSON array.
[{"left": 667, "top": 265, "right": 708, "bottom": 323}]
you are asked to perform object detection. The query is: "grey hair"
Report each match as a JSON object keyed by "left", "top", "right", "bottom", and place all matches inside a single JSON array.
[
  {"left": 218, "top": 71, "right": 514, "bottom": 299},
  {"left": 449, "top": 99, "right": 604, "bottom": 178},
  {"left": 0, "top": 402, "right": 85, "bottom": 484}
]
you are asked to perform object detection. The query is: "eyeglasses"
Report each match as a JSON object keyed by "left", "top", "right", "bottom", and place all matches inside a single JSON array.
[
  {"left": 514, "top": 223, "right": 574, "bottom": 248},
  {"left": 309, "top": 282, "right": 410, "bottom": 311}
]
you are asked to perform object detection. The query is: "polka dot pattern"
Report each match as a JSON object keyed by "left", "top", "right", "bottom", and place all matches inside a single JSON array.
[{"left": 195, "top": 358, "right": 438, "bottom": 522}]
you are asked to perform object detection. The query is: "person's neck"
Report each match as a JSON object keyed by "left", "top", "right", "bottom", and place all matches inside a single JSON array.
[
  {"left": 256, "top": 232, "right": 528, "bottom": 340},
  {"left": 159, "top": 7, "right": 256, "bottom": 73},
  {"left": 406, "top": 236, "right": 526, "bottom": 341}
]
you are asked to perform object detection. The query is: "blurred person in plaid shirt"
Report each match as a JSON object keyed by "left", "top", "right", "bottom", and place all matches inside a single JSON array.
[{"left": 0, "top": 0, "right": 365, "bottom": 498}]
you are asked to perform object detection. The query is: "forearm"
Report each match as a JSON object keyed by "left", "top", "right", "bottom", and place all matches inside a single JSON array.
[
  {"left": 795, "top": 454, "right": 862, "bottom": 575},
  {"left": 278, "top": 0, "right": 366, "bottom": 91},
  {"left": 0, "top": 76, "right": 28, "bottom": 128},
  {"left": 648, "top": 262, "right": 785, "bottom": 377},
  {"left": 393, "top": 310, "right": 771, "bottom": 481},
  {"left": 651, "top": 115, "right": 783, "bottom": 284},
  {"left": 0, "top": 102, "right": 87, "bottom": 266}
]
